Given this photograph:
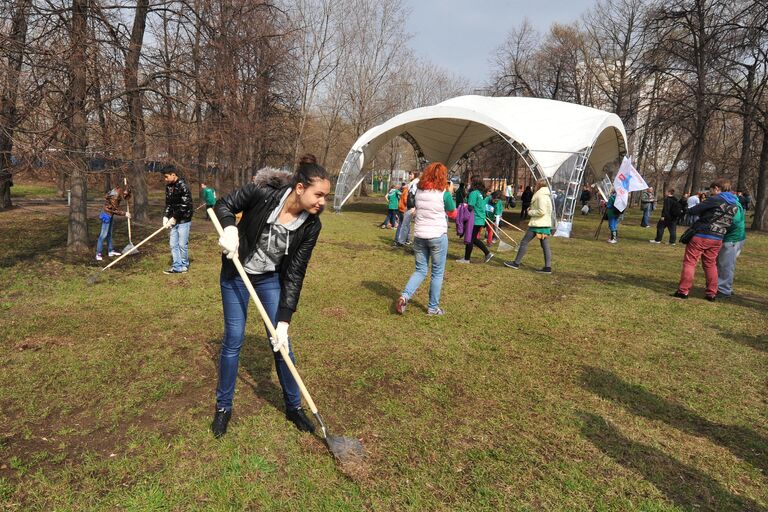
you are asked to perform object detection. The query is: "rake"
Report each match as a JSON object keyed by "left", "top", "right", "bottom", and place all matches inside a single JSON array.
[{"left": 485, "top": 219, "right": 517, "bottom": 252}]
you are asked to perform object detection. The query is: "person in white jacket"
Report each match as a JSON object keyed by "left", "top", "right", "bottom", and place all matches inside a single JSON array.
[
  {"left": 395, "top": 162, "right": 457, "bottom": 316},
  {"left": 503, "top": 179, "right": 554, "bottom": 273}
]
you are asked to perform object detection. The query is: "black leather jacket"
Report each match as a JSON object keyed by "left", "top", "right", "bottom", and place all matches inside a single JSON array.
[
  {"left": 164, "top": 177, "right": 194, "bottom": 223},
  {"left": 214, "top": 183, "right": 322, "bottom": 323}
]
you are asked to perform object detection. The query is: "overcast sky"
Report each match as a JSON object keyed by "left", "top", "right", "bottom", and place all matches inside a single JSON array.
[{"left": 405, "top": 0, "right": 597, "bottom": 88}]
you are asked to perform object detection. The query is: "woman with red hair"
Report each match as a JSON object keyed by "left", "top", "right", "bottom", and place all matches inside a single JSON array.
[{"left": 395, "top": 162, "right": 456, "bottom": 316}]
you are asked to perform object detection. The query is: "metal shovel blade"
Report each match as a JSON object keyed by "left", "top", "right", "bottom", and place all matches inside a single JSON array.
[
  {"left": 313, "top": 412, "right": 364, "bottom": 464},
  {"left": 497, "top": 240, "right": 514, "bottom": 252},
  {"left": 122, "top": 243, "right": 138, "bottom": 255},
  {"left": 325, "top": 434, "right": 365, "bottom": 463}
]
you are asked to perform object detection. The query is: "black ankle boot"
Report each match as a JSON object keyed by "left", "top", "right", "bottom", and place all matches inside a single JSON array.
[
  {"left": 285, "top": 408, "right": 316, "bottom": 433},
  {"left": 211, "top": 408, "right": 232, "bottom": 438}
]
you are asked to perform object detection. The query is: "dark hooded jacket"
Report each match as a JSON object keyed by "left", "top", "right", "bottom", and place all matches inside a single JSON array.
[
  {"left": 687, "top": 191, "right": 739, "bottom": 240},
  {"left": 214, "top": 169, "right": 322, "bottom": 323},
  {"left": 164, "top": 176, "right": 194, "bottom": 223}
]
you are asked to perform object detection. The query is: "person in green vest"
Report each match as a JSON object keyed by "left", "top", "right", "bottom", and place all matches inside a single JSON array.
[
  {"left": 716, "top": 198, "right": 746, "bottom": 298},
  {"left": 201, "top": 182, "right": 217, "bottom": 220},
  {"left": 456, "top": 175, "right": 493, "bottom": 263},
  {"left": 381, "top": 184, "right": 401, "bottom": 229},
  {"left": 486, "top": 190, "right": 504, "bottom": 244}
]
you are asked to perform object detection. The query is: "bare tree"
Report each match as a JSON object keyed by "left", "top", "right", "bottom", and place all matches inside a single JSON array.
[
  {"left": 65, "top": 0, "right": 89, "bottom": 253},
  {"left": 0, "top": 0, "right": 31, "bottom": 209},
  {"left": 644, "top": 0, "right": 736, "bottom": 194},
  {"left": 582, "top": 0, "right": 648, "bottom": 139},
  {"left": 286, "top": 0, "right": 344, "bottom": 162}
]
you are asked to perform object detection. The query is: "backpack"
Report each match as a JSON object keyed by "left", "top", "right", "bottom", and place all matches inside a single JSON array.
[{"left": 397, "top": 186, "right": 408, "bottom": 212}]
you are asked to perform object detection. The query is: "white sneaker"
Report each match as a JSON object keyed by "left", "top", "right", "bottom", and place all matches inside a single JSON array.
[
  {"left": 455, "top": 258, "right": 470, "bottom": 264},
  {"left": 95, "top": 253, "right": 103, "bottom": 261},
  {"left": 607, "top": 239, "right": 617, "bottom": 244},
  {"left": 649, "top": 240, "right": 661, "bottom": 244},
  {"left": 108, "top": 250, "right": 122, "bottom": 257}
]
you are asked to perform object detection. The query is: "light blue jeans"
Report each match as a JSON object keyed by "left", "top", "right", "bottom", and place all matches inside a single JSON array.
[
  {"left": 402, "top": 234, "right": 448, "bottom": 311},
  {"left": 169, "top": 221, "right": 191, "bottom": 271},
  {"left": 395, "top": 208, "right": 414, "bottom": 244},
  {"left": 716, "top": 240, "right": 744, "bottom": 296},
  {"left": 96, "top": 217, "right": 114, "bottom": 255}
]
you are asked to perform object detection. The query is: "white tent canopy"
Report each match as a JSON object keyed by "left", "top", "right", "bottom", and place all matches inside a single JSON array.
[{"left": 334, "top": 95, "right": 628, "bottom": 216}]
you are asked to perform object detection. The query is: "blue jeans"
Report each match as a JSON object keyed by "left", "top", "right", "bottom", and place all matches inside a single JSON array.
[
  {"left": 641, "top": 204, "right": 653, "bottom": 226},
  {"left": 402, "top": 234, "right": 448, "bottom": 310},
  {"left": 608, "top": 216, "right": 619, "bottom": 233},
  {"left": 716, "top": 240, "right": 744, "bottom": 295},
  {"left": 216, "top": 272, "right": 300, "bottom": 411},
  {"left": 96, "top": 217, "right": 114, "bottom": 254},
  {"left": 394, "top": 208, "right": 414, "bottom": 244},
  {"left": 169, "top": 221, "right": 191, "bottom": 271},
  {"left": 382, "top": 209, "right": 398, "bottom": 227}
]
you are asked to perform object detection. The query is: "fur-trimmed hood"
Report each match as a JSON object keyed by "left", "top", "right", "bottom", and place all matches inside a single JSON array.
[{"left": 252, "top": 167, "right": 292, "bottom": 188}]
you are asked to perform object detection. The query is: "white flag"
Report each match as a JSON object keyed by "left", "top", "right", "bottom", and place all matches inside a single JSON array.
[{"left": 613, "top": 156, "right": 648, "bottom": 212}]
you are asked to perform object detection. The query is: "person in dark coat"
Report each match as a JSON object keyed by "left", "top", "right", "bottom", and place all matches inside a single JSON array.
[
  {"left": 210, "top": 155, "right": 330, "bottom": 438},
  {"left": 454, "top": 182, "right": 466, "bottom": 204},
  {"left": 520, "top": 185, "right": 534, "bottom": 220},
  {"left": 162, "top": 167, "right": 194, "bottom": 274},
  {"left": 649, "top": 188, "right": 682, "bottom": 244}
]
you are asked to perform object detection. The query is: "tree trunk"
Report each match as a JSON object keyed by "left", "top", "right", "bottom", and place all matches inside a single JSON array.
[
  {"left": 0, "top": 0, "right": 31, "bottom": 210},
  {"left": 751, "top": 126, "right": 767, "bottom": 231},
  {"left": 737, "top": 63, "right": 755, "bottom": 193},
  {"left": 124, "top": 0, "right": 150, "bottom": 223},
  {"left": 66, "top": 0, "right": 90, "bottom": 254}
]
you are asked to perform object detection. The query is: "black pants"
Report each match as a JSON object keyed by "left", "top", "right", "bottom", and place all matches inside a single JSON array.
[
  {"left": 655, "top": 218, "right": 677, "bottom": 243},
  {"left": 464, "top": 224, "right": 489, "bottom": 259}
]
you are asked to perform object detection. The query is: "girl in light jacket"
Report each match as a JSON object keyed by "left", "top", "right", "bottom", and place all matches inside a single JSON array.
[
  {"left": 503, "top": 179, "right": 553, "bottom": 273},
  {"left": 395, "top": 162, "right": 457, "bottom": 316}
]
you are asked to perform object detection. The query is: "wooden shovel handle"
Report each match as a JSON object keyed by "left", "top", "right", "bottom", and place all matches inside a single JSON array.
[
  {"left": 485, "top": 219, "right": 516, "bottom": 244},
  {"left": 207, "top": 208, "right": 319, "bottom": 415},
  {"left": 101, "top": 224, "right": 166, "bottom": 271},
  {"left": 124, "top": 178, "right": 133, "bottom": 243},
  {"left": 498, "top": 216, "right": 525, "bottom": 232}
]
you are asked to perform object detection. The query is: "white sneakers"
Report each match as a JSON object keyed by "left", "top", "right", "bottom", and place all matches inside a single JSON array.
[{"left": 96, "top": 251, "right": 121, "bottom": 261}]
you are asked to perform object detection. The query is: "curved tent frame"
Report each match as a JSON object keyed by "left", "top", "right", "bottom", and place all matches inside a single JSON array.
[{"left": 333, "top": 95, "right": 627, "bottom": 236}]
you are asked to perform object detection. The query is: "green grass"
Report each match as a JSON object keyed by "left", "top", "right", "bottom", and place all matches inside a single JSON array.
[
  {"left": 0, "top": 198, "right": 766, "bottom": 511},
  {"left": 9, "top": 184, "right": 58, "bottom": 198}
]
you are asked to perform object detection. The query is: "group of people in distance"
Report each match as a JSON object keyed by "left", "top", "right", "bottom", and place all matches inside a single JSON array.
[
  {"left": 393, "top": 166, "right": 555, "bottom": 318},
  {"left": 93, "top": 168, "right": 218, "bottom": 272}
]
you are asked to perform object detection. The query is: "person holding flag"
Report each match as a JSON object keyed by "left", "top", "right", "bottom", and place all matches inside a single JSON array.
[{"left": 606, "top": 156, "right": 648, "bottom": 243}]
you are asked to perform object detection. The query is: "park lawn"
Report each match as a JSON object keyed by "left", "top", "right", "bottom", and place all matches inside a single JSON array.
[{"left": 0, "top": 199, "right": 766, "bottom": 511}]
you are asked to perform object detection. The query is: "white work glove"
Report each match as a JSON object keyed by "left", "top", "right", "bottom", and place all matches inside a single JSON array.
[
  {"left": 270, "top": 321, "right": 289, "bottom": 353},
  {"left": 125, "top": 212, "right": 131, "bottom": 219},
  {"left": 218, "top": 225, "right": 239, "bottom": 260},
  {"left": 162, "top": 216, "right": 176, "bottom": 228}
]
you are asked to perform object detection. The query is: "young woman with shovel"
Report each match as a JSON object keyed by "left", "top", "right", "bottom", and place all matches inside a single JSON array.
[
  {"left": 211, "top": 155, "right": 330, "bottom": 438},
  {"left": 95, "top": 185, "right": 131, "bottom": 261}
]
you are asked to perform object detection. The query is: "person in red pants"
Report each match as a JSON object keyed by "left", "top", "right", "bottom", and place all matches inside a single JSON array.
[{"left": 673, "top": 179, "right": 740, "bottom": 301}]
